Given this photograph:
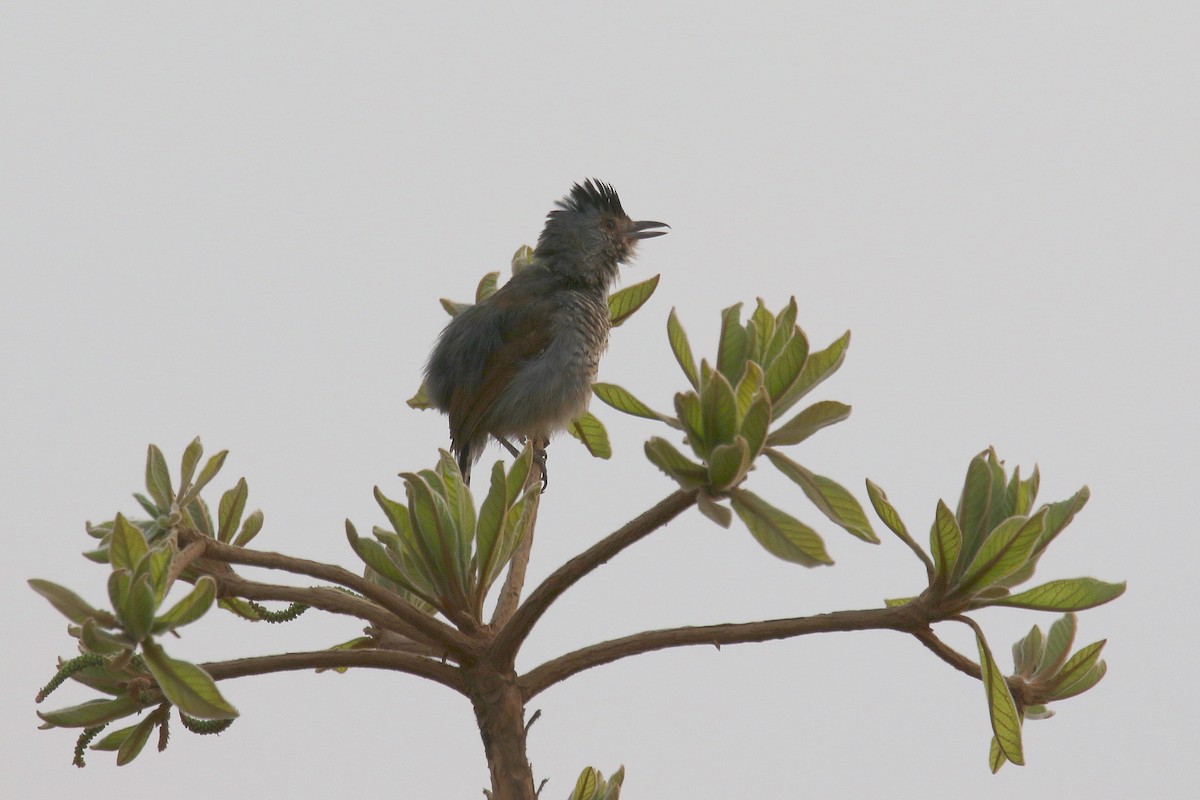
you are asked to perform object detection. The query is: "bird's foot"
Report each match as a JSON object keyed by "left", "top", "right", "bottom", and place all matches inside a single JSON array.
[{"left": 534, "top": 447, "right": 549, "bottom": 492}]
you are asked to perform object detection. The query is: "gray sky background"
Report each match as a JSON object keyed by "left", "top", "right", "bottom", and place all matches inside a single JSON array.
[{"left": 3, "top": 3, "right": 1196, "bottom": 798}]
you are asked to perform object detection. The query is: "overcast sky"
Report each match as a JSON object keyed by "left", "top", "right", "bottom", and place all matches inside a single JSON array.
[{"left": 3, "top": 3, "right": 1196, "bottom": 798}]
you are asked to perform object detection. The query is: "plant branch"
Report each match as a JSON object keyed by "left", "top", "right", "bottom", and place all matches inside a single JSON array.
[
  {"left": 212, "top": 573, "right": 426, "bottom": 641},
  {"left": 520, "top": 603, "right": 926, "bottom": 698},
  {"left": 490, "top": 441, "right": 546, "bottom": 628},
  {"left": 912, "top": 626, "right": 981, "bottom": 681},
  {"left": 178, "top": 528, "right": 477, "bottom": 658},
  {"left": 200, "top": 649, "right": 463, "bottom": 693},
  {"left": 493, "top": 489, "right": 697, "bottom": 665}
]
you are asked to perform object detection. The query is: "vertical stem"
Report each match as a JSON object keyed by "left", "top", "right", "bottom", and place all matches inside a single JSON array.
[
  {"left": 468, "top": 663, "right": 536, "bottom": 800},
  {"left": 490, "top": 438, "right": 546, "bottom": 628}
]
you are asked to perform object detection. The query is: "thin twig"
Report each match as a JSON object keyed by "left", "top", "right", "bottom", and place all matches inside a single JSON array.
[
  {"left": 520, "top": 604, "right": 925, "bottom": 698},
  {"left": 214, "top": 574, "right": 426, "bottom": 642},
  {"left": 493, "top": 489, "right": 697, "bottom": 665},
  {"left": 178, "top": 528, "right": 477, "bottom": 657},
  {"left": 200, "top": 649, "right": 464, "bottom": 692}
]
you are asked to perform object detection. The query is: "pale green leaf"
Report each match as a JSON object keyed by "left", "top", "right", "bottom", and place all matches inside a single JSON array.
[
  {"left": 141, "top": 640, "right": 239, "bottom": 720},
  {"left": 985, "top": 578, "right": 1126, "bottom": 612},
  {"left": 608, "top": 274, "right": 660, "bottom": 326},
  {"left": 730, "top": 489, "right": 832, "bottom": 567},
  {"left": 667, "top": 308, "right": 699, "bottom": 389}
]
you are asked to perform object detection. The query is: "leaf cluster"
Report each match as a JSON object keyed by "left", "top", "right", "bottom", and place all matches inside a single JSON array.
[
  {"left": 867, "top": 448, "right": 1124, "bottom": 769},
  {"left": 31, "top": 439, "right": 246, "bottom": 766},
  {"left": 347, "top": 448, "right": 539, "bottom": 621},
  {"left": 596, "top": 298, "right": 873, "bottom": 566}
]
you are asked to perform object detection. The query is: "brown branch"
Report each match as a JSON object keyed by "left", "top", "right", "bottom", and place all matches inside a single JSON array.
[
  {"left": 213, "top": 574, "right": 431, "bottom": 643},
  {"left": 493, "top": 489, "right": 697, "bottom": 665},
  {"left": 166, "top": 539, "right": 207, "bottom": 589},
  {"left": 520, "top": 603, "right": 926, "bottom": 698},
  {"left": 178, "top": 528, "right": 477, "bottom": 658},
  {"left": 490, "top": 443, "right": 545, "bottom": 628},
  {"left": 912, "top": 626, "right": 982, "bottom": 681},
  {"left": 200, "top": 649, "right": 463, "bottom": 693}
]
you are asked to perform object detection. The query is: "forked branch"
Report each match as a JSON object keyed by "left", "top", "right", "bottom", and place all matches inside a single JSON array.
[{"left": 492, "top": 489, "right": 697, "bottom": 664}]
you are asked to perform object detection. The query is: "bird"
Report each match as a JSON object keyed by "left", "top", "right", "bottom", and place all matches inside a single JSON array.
[{"left": 423, "top": 179, "right": 668, "bottom": 486}]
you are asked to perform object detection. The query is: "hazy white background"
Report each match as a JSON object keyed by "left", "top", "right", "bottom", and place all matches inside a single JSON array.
[{"left": 3, "top": 3, "right": 1196, "bottom": 798}]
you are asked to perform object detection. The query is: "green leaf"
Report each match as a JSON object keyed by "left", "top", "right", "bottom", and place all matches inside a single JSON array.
[
  {"left": 708, "top": 437, "right": 750, "bottom": 492},
  {"left": 593, "top": 382, "right": 676, "bottom": 425},
  {"left": 1046, "top": 640, "right": 1106, "bottom": 696},
  {"left": 476, "top": 271, "right": 501, "bottom": 302},
  {"left": 955, "top": 450, "right": 994, "bottom": 564},
  {"left": 1035, "top": 613, "right": 1077, "bottom": 681},
  {"left": 511, "top": 244, "right": 534, "bottom": 274},
  {"left": 37, "top": 696, "right": 143, "bottom": 728},
  {"left": 184, "top": 496, "right": 214, "bottom": 538},
  {"left": 972, "top": 627, "right": 1024, "bottom": 766},
  {"left": 232, "top": 509, "right": 264, "bottom": 547},
  {"left": 985, "top": 578, "right": 1126, "bottom": 612},
  {"left": 700, "top": 367, "right": 738, "bottom": 447},
  {"left": 696, "top": 493, "right": 733, "bottom": 528},
  {"left": 92, "top": 723, "right": 136, "bottom": 751},
  {"left": 144, "top": 445, "right": 173, "bottom": 510},
  {"left": 475, "top": 462, "right": 510, "bottom": 583},
  {"left": 178, "top": 437, "right": 204, "bottom": 500},
  {"left": 1049, "top": 657, "right": 1107, "bottom": 701},
  {"left": 109, "top": 513, "right": 149, "bottom": 573},
  {"left": 884, "top": 596, "right": 915, "bottom": 607},
  {"left": 957, "top": 511, "right": 1046, "bottom": 595},
  {"left": 764, "top": 299, "right": 799, "bottom": 366},
  {"left": 608, "top": 274, "right": 660, "bottom": 326},
  {"left": 865, "top": 479, "right": 911, "bottom": 544},
  {"left": 404, "top": 472, "right": 468, "bottom": 601},
  {"left": 734, "top": 361, "right": 765, "bottom": 421},
  {"left": 29, "top": 579, "right": 113, "bottom": 626},
  {"left": 715, "top": 303, "right": 749, "bottom": 384},
  {"left": 674, "top": 392, "right": 708, "bottom": 460},
  {"left": 644, "top": 437, "right": 709, "bottom": 489},
  {"left": 989, "top": 735, "right": 1007, "bottom": 773},
  {"left": 763, "top": 330, "right": 809, "bottom": 405},
  {"left": 729, "top": 489, "right": 832, "bottom": 567},
  {"left": 571, "top": 767, "right": 599, "bottom": 800},
  {"left": 440, "top": 297, "right": 470, "bottom": 316},
  {"left": 569, "top": 412, "right": 612, "bottom": 459},
  {"left": 767, "top": 400, "right": 851, "bottom": 447},
  {"left": 406, "top": 382, "right": 433, "bottom": 410},
  {"left": 1012, "top": 624, "right": 1046, "bottom": 679},
  {"left": 216, "top": 478, "right": 248, "bottom": 543},
  {"left": 153, "top": 576, "right": 216, "bottom": 633},
  {"left": 180, "top": 451, "right": 228, "bottom": 507},
  {"left": 1031, "top": 486, "right": 1090, "bottom": 560},
  {"left": 773, "top": 330, "right": 850, "bottom": 417},
  {"left": 505, "top": 444, "right": 534, "bottom": 498},
  {"left": 929, "top": 500, "right": 963, "bottom": 585},
  {"left": 739, "top": 389, "right": 772, "bottom": 459},
  {"left": 667, "top": 308, "right": 700, "bottom": 389},
  {"left": 347, "top": 522, "right": 429, "bottom": 603},
  {"left": 764, "top": 451, "right": 878, "bottom": 543},
  {"left": 141, "top": 640, "right": 239, "bottom": 720},
  {"left": 116, "top": 711, "right": 158, "bottom": 765},
  {"left": 749, "top": 299, "right": 775, "bottom": 363},
  {"left": 119, "top": 573, "right": 157, "bottom": 643}
]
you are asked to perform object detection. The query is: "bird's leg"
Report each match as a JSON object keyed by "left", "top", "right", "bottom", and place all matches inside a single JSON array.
[{"left": 495, "top": 436, "right": 522, "bottom": 458}]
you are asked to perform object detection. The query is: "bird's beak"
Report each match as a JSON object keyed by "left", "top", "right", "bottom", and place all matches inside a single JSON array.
[{"left": 627, "top": 220, "right": 670, "bottom": 240}]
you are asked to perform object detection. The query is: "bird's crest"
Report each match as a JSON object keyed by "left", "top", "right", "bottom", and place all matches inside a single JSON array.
[{"left": 554, "top": 179, "right": 626, "bottom": 217}]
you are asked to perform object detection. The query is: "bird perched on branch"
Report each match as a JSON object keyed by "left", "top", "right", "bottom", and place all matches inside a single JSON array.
[{"left": 424, "top": 179, "right": 668, "bottom": 486}]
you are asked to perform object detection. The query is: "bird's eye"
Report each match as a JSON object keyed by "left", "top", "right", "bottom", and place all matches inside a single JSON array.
[{"left": 602, "top": 218, "right": 617, "bottom": 232}]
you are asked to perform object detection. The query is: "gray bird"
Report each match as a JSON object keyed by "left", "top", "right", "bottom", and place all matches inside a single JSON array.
[{"left": 423, "top": 179, "right": 668, "bottom": 485}]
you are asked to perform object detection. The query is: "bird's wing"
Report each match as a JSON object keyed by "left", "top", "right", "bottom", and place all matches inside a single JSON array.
[{"left": 448, "top": 289, "right": 557, "bottom": 452}]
